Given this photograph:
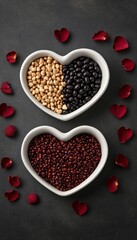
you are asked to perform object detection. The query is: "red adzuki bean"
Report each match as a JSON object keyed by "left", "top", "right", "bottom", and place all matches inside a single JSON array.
[{"left": 28, "top": 134, "right": 101, "bottom": 191}]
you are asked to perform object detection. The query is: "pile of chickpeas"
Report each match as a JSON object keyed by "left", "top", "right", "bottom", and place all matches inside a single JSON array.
[{"left": 27, "top": 56, "right": 67, "bottom": 114}]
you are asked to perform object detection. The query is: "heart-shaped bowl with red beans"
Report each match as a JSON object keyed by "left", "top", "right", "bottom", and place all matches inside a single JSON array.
[
  {"left": 21, "top": 125, "right": 108, "bottom": 196},
  {"left": 20, "top": 49, "right": 110, "bottom": 121}
]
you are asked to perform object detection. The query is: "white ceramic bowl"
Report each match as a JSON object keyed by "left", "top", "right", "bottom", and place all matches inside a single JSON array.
[
  {"left": 21, "top": 125, "right": 108, "bottom": 196},
  {"left": 20, "top": 48, "right": 110, "bottom": 121}
]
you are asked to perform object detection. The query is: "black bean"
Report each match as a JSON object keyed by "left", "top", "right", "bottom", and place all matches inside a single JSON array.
[
  {"left": 69, "top": 97, "right": 73, "bottom": 102},
  {"left": 92, "top": 72, "right": 98, "bottom": 78},
  {"left": 94, "top": 66, "right": 100, "bottom": 72},
  {"left": 66, "top": 89, "right": 72, "bottom": 93},
  {"left": 79, "top": 57, "right": 85, "bottom": 61},
  {"left": 70, "top": 72, "right": 74, "bottom": 77},
  {"left": 74, "top": 84, "right": 80, "bottom": 90},
  {"left": 77, "top": 61, "right": 82, "bottom": 67},
  {"left": 84, "top": 76, "right": 90, "bottom": 84},
  {"left": 61, "top": 56, "right": 102, "bottom": 114},
  {"left": 83, "top": 64, "right": 89, "bottom": 69},
  {"left": 73, "top": 91, "right": 77, "bottom": 97},
  {"left": 77, "top": 72, "right": 82, "bottom": 78},
  {"left": 84, "top": 58, "right": 90, "bottom": 64},
  {"left": 81, "top": 68, "right": 85, "bottom": 73},
  {"left": 67, "top": 85, "right": 73, "bottom": 90},
  {"left": 95, "top": 79, "right": 101, "bottom": 84},
  {"left": 76, "top": 79, "right": 82, "bottom": 83},
  {"left": 76, "top": 68, "right": 81, "bottom": 72},
  {"left": 83, "top": 71, "right": 89, "bottom": 77},
  {"left": 85, "top": 96, "right": 91, "bottom": 102},
  {"left": 77, "top": 94, "right": 82, "bottom": 99},
  {"left": 84, "top": 85, "right": 89, "bottom": 91},
  {"left": 65, "top": 93, "right": 71, "bottom": 98},
  {"left": 79, "top": 89, "right": 84, "bottom": 94},
  {"left": 90, "top": 77, "right": 94, "bottom": 82},
  {"left": 67, "top": 79, "right": 73, "bottom": 85}
]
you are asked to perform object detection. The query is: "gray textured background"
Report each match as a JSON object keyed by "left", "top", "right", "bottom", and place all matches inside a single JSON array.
[{"left": 0, "top": 0, "right": 136, "bottom": 239}]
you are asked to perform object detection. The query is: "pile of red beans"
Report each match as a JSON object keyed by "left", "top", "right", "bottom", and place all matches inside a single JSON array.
[{"left": 28, "top": 133, "right": 101, "bottom": 191}]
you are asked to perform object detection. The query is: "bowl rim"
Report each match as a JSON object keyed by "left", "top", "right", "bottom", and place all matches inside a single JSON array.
[
  {"left": 20, "top": 48, "right": 110, "bottom": 121},
  {"left": 21, "top": 125, "right": 108, "bottom": 196}
]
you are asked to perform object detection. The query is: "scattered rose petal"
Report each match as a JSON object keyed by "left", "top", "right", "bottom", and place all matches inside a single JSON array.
[
  {"left": 0, "top": 103, "right": 14, "bottom": 117},
  {"left": 110, "top": 104, "right": 127, "bottom": 118},
  {"left": 107, "top": 176, "right": 118, "bottom": 192},
  {"left": 1, "top": 82, "right": 12, "bottom": 94},
  {"left": 118, "top": 127, "right": 133, "bottom": 143},
  {"left": 5, "top": 125, "right": 17, "bottom": 138},
  {"left": 6, "top": 51, "right": 17, "bottom": 63},
  {"left": 27, "top": 193, "right": 39, "bottom": 204},
  {"left": 92, "top": 30, "right": 109, "bottom": 41},
  {"left": 5, "top": 190, "right": 19, "bottom": 202},
  {"left": 115, "top": 154, "right": 129, "bottom": 168},
  {"left": 113, "top": 36, "right": 129, "bottom": 51},
  {"left": 122, "top": 58, "right": 135, "bottom": 71},
  {"left": 54, "top": 28, "right": 70, "bottom": 42},
  {"left": 118, "top": 84, "right": 132, "bottom": 99},
  {"left": 1, "top": 157, "right": 13, "bottom": 169},
  {"left": 72, "top": 201, "right": 88, "bottom": 216},
  {"left": 8, "top": 176, "right": 21, "bottom": 187}
]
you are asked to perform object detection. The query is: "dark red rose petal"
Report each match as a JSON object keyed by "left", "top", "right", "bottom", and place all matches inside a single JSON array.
[
  {"left": 92, "top": 30, "right": 109, "bottom": 41},
  {"left": 107, "top": 176, "right": 118, "bottom": 193},
  {"left": 27, "top": 193, "right": 39, "bottom": 204},
  {"left": 115, "top": 154, "right": 129, "bottom": 168},
  {"left": 0, "top": 103, "right": 14, "bottom": 118},
  {"left": 122, "top": 58, "right": 135, "bottom": 71},
  {"left": 6, "top": 51, "right": 17, "bottom": 63},
  {"left": 8, "top": 176, "right": 21, "bottom": 187},
  {"left": 5, "top": 190, "right": 19, "bottom": 202},
  {"left": 54, "top": 28, "right": 70, "bottom": 42},
  {"left": 1, "top": 82, "right": 12, "bottom": 94},
  {"left": 72, "top": 201, "right": 88, "bottom": 216},
  {"left": 118, "top": 84, "right": 132, "bottom": 99},
  {"left": 113, "top": 36, "right": 129, "bottom": 51},
  {"left": 1, "top": 157, "right": 13, "bottom": 169},
  {"left": 110, "top": 104, "right": 127, "bottom": 118},
  {"left": 118, "top": 127, "right": 133, "bottom": 143},
  {"left": 5, "top": 125, "right": 17, "bottom": 138}
]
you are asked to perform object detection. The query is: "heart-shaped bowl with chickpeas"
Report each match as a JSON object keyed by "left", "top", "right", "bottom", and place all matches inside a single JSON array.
[{"left": 20, "top": 49, "right": 110, "bottom": 121}]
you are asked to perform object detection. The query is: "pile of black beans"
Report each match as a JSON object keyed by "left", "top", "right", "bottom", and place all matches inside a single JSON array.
[{"left": 62, "top": 56, "right": 102, "bottom": 114}]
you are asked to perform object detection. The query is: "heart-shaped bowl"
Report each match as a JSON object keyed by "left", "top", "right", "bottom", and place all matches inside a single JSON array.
[
  {"left": 21, "top": 125, "right": 108, "bottom": 196},
  {"left": 20, "top": 48, "right": 110, "bottom": 121}
]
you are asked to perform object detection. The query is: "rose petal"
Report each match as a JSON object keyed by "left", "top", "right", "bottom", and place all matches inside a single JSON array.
[
  {"left": 107, "top": 176, "right": 118, "bottom": 192},
  {"left": 92, "top": 30, "right": 109, "bottom": 41},
  {"left": 0, "top": 103, "right": 14, "bottom": 117},
  {"left": 1, "top": 157, "right": 13, "bottom": 169},
  {"left": 27, "top": 193, "right": 39, "bottom": 204},
  {"left": 115, "top": 154, "right": 129, "bottom": 168},
  {"left": 8, "top": 176, "right": 21, "bottom": 187},
  {"left": 72, "top": 201, "right": 88, "bottom": 216},
  {"left": 118, "top": 127, "right": 133, "bottom": 143},
  {"left": 5, "top": 125, "right": 17, "bottom": 138},
  {"left": 118, "top": 84, "right": 132, "bottom": 99},
  {"left": 54, "top": 28, "right": 70, "bottom": 42},
  {"left": 113, "top": 36, "right": 129, "bottom": 51},
  {"left": 1, "top": 82, "right": 12, "bottom": 94},
  {"left": 6, "top": 51, "right": 17, "bottom": 63},
  {"left": 122, "top": 58, "right": 135, "bottom": 71},
  {"left": 110, "top": 104, "right": 127, "bottom": 118},
  {"left": 5, "top": 190, "right": 19, "bottom": 202}
]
